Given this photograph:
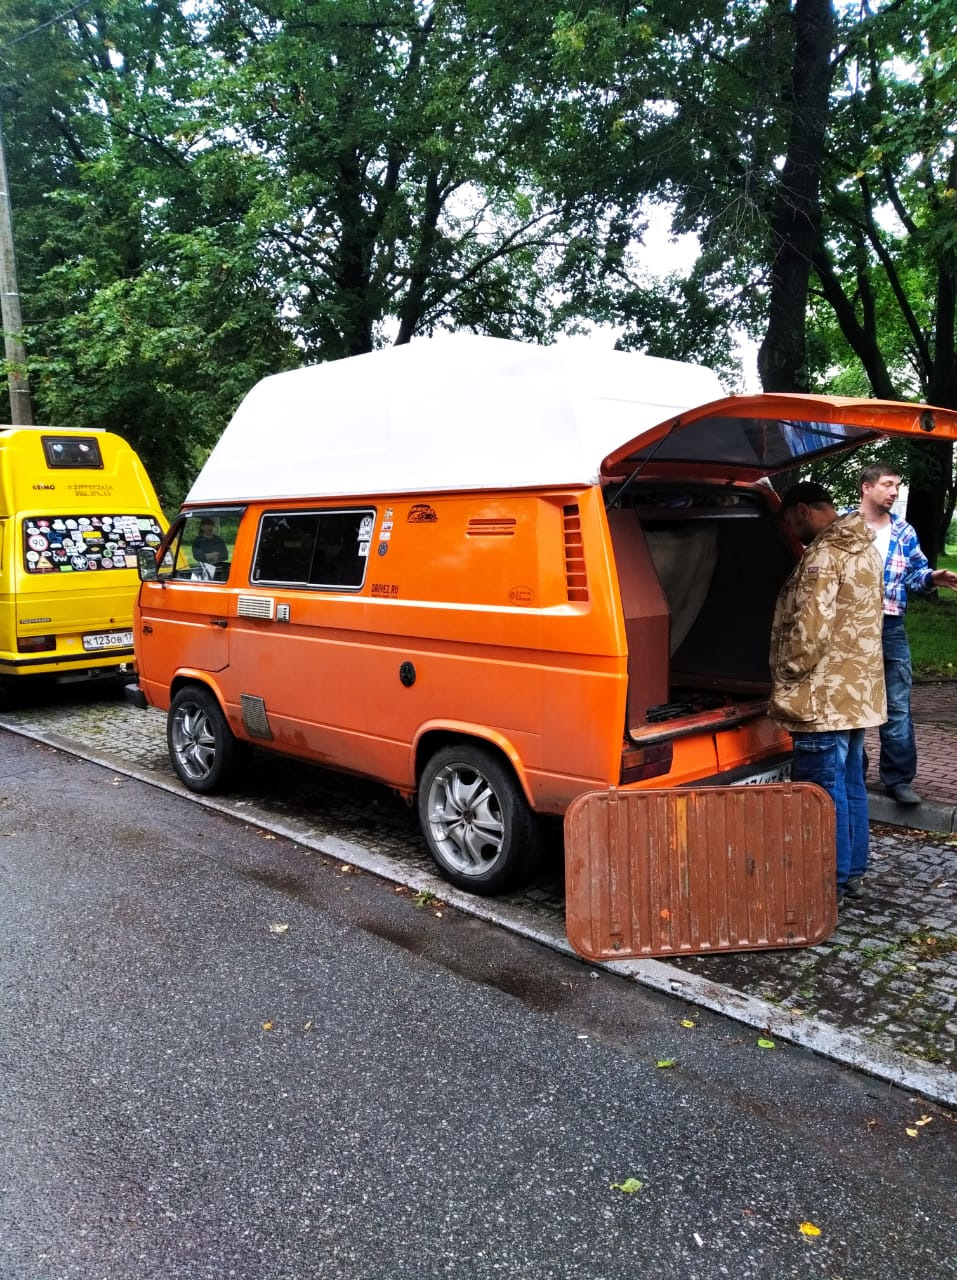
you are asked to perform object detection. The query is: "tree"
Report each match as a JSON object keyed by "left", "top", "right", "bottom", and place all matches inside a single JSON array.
[
  {"left": 199, "top": 0, "right": 671, "bottom": 359},
  {"left": 0, "top": 0, "right": 299, "bottom": 504},
  {"left": 756, "top": 0, "right": 835, "bottom": 392},
  {"left": 806, "top": 0, "right": 957, "bottom": 556},
  {"left": 3, "top": 0, "right": 700, "bottom": 502},
  {"left": 614, "top": 0, "right": 955, "bottom": 556}
]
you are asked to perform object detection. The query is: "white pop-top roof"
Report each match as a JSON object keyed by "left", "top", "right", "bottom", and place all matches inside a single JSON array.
[{"left": 186, "top": 333, "right": 726, "bottom": 505}]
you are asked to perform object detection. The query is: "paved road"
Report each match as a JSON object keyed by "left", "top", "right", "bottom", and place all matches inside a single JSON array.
[
  {"left": 0, "top": 687, "right": 955, "bottom": 1107},
  {"left": 1, "top": 735, "right": 956, "bottom": 1280}
]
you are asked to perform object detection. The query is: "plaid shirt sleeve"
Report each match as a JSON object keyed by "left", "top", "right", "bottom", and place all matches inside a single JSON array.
[{"left": 883, "top": 517, "right": 935, "bottom": 614}]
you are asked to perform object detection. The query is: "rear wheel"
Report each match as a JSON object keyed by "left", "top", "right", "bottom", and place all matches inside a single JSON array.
[
  {"left": 167, "top": 685, "right": 241, "bottom": 793},
  {"left": 417, "top": 743, "right": 540, "bottom": 894}
]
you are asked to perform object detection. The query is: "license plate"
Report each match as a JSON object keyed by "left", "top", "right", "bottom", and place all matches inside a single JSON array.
[
  {"left": 82, "top": 630, "right": 134, "bottom": 651},
  {"left": 732, "top": 762, "right": 792, "bottom": 786}
]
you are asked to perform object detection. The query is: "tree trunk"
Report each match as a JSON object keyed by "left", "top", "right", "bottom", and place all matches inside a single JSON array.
[
  {"left": 905, "top": 438, "right": 953, "bottom": 566},
  {"left": 757, "top": 0, "right": 835, "bottom": 393}
]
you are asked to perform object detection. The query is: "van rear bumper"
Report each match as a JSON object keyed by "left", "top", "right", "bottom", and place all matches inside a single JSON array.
[
  {"left": 0, "top": 650, "right": 134, "bottom": 674},
  {"left": 124, "top": 682, "right": 149, "bottom": 710}
]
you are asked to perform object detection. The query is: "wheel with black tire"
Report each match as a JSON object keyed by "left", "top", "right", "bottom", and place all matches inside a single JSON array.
[
  {"left": 167, "top": 685, "right": 242, "bottom": 793},
  {"left": 417, "top": 743, "right": 540, "bottom": 894}
]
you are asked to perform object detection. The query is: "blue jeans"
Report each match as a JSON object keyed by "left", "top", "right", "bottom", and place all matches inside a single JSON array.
[
  {"left": 879, "top": 615, "right": 916, "bottom": 789},
  {"left": 791, "top": 729, "right": 868, "bottom": 889}
]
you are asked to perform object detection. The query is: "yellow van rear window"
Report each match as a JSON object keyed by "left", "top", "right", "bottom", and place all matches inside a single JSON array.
[
  {"left": 23, "top": 515, "right": 164, "bottom": 573},
  {"left": 41, "top": 436, "right": 104, "bottom": 469}
]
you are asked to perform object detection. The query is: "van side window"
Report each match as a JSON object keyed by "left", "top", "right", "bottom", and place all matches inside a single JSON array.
[
  {"left": 252, "top": 509, "right": 374, "bottom": 590},
  {"left": 158, "top": 508, "right": 245, "bottom": 583}
]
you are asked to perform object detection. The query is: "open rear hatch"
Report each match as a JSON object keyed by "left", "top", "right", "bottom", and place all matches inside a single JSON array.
[
  {"left": 603, "top": 392, "right": 957, "bottom": 740},
  {"left": 562, "top": 392, "right": 957, "bottom": 960},
  {"left": 600, "top": 392, "right": 957, "bottom": 486}
]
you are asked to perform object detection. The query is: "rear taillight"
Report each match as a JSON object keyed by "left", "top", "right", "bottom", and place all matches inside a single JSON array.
[
  {"left": 620, "top": 740, "right": 673, "bottom": 784},
  {"left": 17, "top": 635, "right": 56, "bottom": 653}
]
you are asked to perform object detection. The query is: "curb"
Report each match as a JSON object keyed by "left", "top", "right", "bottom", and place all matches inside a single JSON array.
[
  {"left": 2, "top": 717, "right": 955, "bottom": 1109},
  {"left": 866, "top": 788, "right": 957, "bottom": 834}
]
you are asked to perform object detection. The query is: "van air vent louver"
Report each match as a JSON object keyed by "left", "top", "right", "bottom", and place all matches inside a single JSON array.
[
  {"left": 466, "top": 517, "right": 517, "bottom": 537},
  {"left": 563, "top": 504, "right": 588, "bottom": 602}
]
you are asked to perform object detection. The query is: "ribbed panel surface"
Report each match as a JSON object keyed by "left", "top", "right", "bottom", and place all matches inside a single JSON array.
[
  {"left": 565, "top": 783, "right": 836, "bottom": 959},
  {"left": 563, "top": 504, "right": 588, "bottom": 601},
  {"left": 237, "top": 594, "right": 275, "bottom": 619}
]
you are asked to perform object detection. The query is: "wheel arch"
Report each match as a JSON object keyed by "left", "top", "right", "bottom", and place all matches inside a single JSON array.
[
  {"left": 169, "top": 670, "right": 227, "bottom": 709},
  {"left": 413, "top": 723, "right": 536, "bottom": 810}
]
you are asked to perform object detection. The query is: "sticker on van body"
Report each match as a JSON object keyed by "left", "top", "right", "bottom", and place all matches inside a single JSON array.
[
  {"left": 23, "top": 514, "right": 164, "bottom": 573},
  {"left": 408, "top": 504, "right": 437, "bottom": 523}
]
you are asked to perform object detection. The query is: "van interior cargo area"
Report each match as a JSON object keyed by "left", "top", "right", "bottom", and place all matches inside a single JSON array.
[{"left": 607, "top": 486, "right": 794, "bottom": 735}]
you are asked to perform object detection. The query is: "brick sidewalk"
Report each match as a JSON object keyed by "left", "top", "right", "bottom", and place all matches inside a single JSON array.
[{"left": 865, "top": 679, "right": 957, "bottom": 829}]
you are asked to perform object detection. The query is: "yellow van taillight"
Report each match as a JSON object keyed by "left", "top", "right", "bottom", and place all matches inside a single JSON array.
[
  {"left": 17, "top": 635, "right": 56, "bottom": 653},
  {"left": 620, "top": 741, "right": 673, "bottom": 784}
]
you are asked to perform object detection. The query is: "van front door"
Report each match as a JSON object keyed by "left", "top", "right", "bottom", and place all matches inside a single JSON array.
[
  {"left": 564, "top": 782, "right": 836, "bottom": 959},
  {"left": 136, "top": 511, "right": 245, "bottom": 699}
]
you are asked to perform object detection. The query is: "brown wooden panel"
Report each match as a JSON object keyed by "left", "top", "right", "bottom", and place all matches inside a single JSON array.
[{"left": 564, "top": 784, "right": 837, "bottom": 960}]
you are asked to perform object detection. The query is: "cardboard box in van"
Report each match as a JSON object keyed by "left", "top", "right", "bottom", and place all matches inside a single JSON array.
[
  {"left": 129, "top": 336, "right": 957, "bottom": 959},
  {"left": 0, "top": 425, "right": 166, "bottom": 699}
]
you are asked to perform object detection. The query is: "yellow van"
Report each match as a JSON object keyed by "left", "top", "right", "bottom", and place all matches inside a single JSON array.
[
  {"left": 128, "top": 336, "right": 957, "bottom": 959},
  {"left": 0, "top": 425, "right": 166, "bottom": 699}
]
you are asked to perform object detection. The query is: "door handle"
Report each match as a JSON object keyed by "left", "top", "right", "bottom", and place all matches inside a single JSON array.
[{"left": 210, "top": 618, "right": 228, "bottom": 628}]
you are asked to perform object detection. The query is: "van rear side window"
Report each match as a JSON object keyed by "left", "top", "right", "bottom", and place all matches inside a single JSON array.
[{"left": 252, "top": 509, "right": 374, "bottom": 590}]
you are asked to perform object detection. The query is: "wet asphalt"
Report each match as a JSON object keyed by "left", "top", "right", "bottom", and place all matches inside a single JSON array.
[{"left": 1, "top": 734, "right": 956, "bottom": 1279}]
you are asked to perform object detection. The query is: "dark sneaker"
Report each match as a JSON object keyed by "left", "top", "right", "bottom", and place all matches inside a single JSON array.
[
  {"left": 844, "top": 875, "right": 865, "bottom": 899},
  {"left": 886, "top": 783, "right": 921, "bottom": 805}
]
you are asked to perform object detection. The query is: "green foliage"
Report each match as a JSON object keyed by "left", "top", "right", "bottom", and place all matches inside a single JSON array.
[
  {"left": 1, "top": 0, "right": 956, "bottom": 529},
  {"left": 1, "top": 0, "right": 298, "bottom": 502},
  {"left": 2, "top": 0, "right": 715, "bottom": 498},
  {"left": 907, "top": 555, "right": 957, "bottom": 677}
]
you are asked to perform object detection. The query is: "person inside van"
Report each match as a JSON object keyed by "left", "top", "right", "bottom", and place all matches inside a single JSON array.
[{"left": 192, "top": 518, "right": 228, "bottom": 579}]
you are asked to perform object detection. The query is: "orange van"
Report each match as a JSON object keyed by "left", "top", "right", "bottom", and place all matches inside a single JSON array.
[{"left": 128, "top": 336, "right": 957, "bottom": 955}]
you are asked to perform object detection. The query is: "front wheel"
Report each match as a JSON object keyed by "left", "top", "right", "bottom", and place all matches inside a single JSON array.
[
  {"left": 417, "top": 744, "right": 540, "bottom": 895},
  {"left": 167, "top": 685, "right": 242, "bottom": 794}
]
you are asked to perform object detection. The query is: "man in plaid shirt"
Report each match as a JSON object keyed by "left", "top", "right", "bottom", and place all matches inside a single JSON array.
[{"left": 859, "top": 464, "right": 957, "bottom": 804}]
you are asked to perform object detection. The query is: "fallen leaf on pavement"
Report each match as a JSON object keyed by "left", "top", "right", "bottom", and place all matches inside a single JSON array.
[{"left": 610, "top": 1177, "right": 644, "bottom": 1193}]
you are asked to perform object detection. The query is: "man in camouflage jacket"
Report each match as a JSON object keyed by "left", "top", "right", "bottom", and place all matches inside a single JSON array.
[{"left": 769, "top": 482, "right": 886, "bottom": 905}]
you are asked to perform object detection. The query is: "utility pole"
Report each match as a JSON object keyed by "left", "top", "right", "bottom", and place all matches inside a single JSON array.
[{"left": 0, "top": 110, "right": 33, "bottom": 425}]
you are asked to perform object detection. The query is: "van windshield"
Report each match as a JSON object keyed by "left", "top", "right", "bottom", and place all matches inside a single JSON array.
[
  {"left": 23, "top": 515, "right": 164, "bottom": 574},
  {"left": 159, "top": 508, "right": 245, "bottom": 583}
]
